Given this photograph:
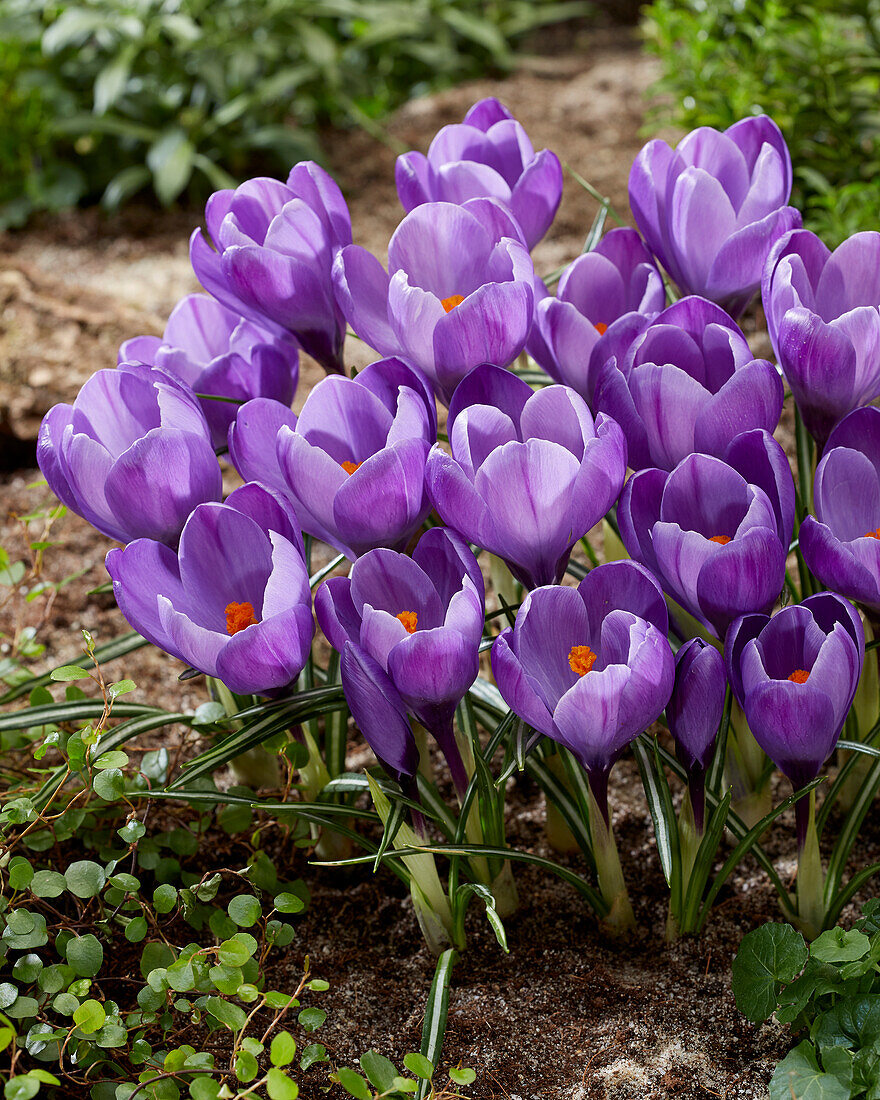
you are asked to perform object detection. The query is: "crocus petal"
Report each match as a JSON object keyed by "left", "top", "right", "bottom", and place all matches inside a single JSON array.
[
  {"left": 104, "top": 429, "right": 222, "bottom": 545},
  {"left": 332, "top": 438, "right": 429, "bottom": 556},
  {"left": 800, "top": 518, "right": 880, "bottom": 609},
  {"left": 341, "top": 642, "right": 419, "bottom": 782},
  {"left": 217, "top": 604, "right": 313, "bottom": 695},
  {"left": 332, "top": 246, "right": 400, "bottom": 356},
  {"left": 228, "top": 398, "right": 297, "bottom": 492},
  {"left": 105, "top": 541, "right": 188, "bottom": 656},
  {"left": 693, "top": 358, "right": 784, "bottom": 457},
  {"left": 491, "top": 630, "right": 554, "bottom": 737}
]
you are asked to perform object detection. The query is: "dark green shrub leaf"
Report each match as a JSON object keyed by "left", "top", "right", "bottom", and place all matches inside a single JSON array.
[
  {"left": 732, "top": 924, "right": 808, "bottom": 1023},
  {"left": 769, "top": 1040, "right": 849, "bottom": 1100}
]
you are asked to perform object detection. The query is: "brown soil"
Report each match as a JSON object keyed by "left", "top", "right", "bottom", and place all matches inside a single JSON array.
[{"left": 0, "top": 24, "right": 856, "bottom": 1099}]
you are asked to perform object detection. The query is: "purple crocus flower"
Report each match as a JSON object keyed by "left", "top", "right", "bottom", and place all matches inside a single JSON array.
[
  {"left": 333, "top": 199, "right": 535, "bottom": 404},
  {"left": 592, "top": 296, "right": 784, "bottom": 471},
  {"left": 667, "top": 639, "right": 726, "bottom": 831},
  {"left": 528, "top": 228, "right": 666, "bottom": 402},
  {"left": 618, "top": 451, "right": 789, "bottom": 638},
  {"left": 801, "top": 406, "right": 880, "bottom": 609},
  {"left": 105, "top": 483, "right": 314, "bottom": 695},
  {"left": 315, "top": 528, "right": 485, "bottom": 796},
  {"left": 120, "top": 294, "right": 299, "bottom": 448},
  {"left": 426, "top": 364, "right": 627, "bottom": 589},
  {"left": 762, "top": 229, "right": 880, "bottom": 443},
  {"left": 629, "top": 116, "right": 800, "bottom": 316},
  {"left": 492, "top": 559, "right": 674, "bottom": 810},
  {"left": 189, "top": 162, "right": 352, "bottom": 375},
  {"left": 725, "top": 593, "right": 863, "bottom": 838},
  {"left": 230, "top": 357, "right": 436, "bottom": 559},
  {"left": 37, "top": 363, "right": 222, "bottom": 546},
  {"left": 395, "top": 97, "right": 563, "bottom": 250}
]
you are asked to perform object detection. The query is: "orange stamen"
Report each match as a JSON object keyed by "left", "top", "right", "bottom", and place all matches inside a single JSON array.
[
  {"left": 709, "top": 535, "right": 732, "bottom": 545},
  {"left": 568, "top": 645, "right": 598, "bottom": 677},
  {"left": 341, "top": 460, "right": 362, "bottom": 475},
  {"left": 865, "top": 528, "right": 880, "bottom": 540},
  {"left": 594, "top": 322, "right": 608, "bottom": 335},
  {"left": 441, "top": 294, "right": 465, "bottom": 313},
  {"left": 396, "top": 611, "right": 418, "bottom": 634},
  {"left": 225, "top": 601, "right": 258, "bottom": 636},
  {"left": 788, "top": 669, "right": 810, "bottom": 684}
]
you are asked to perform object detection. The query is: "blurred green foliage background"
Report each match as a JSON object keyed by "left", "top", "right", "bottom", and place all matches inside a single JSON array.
[
  {"left": 643, "top": 0, "right": 880, "bottom": 246},
  {"left": 0, "top": 0, "right": 586, "bottom": 228}
]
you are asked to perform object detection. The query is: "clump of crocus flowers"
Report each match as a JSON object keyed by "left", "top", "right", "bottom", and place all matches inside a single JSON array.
[{"left": 37, "top": 98, "right": 880, "bottom": 948}]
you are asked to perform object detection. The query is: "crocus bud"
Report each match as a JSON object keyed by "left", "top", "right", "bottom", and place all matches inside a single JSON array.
[
  {"left": 763, "top": 229, "right": 880, "bottom": 444},
  {"left": 38, "top": 364, "right": 221, "bottom": 546},
  {"left": 426, "top": 364, "right": 627, "bottom": 589},
  {"left": 396, "top": 97, "right": 563, "bottom": 250},
  {"left": 106, "top": 484, "right": 314, "bottom": 695},
  {"left": 630, "top": 115, "right": 800, "bottom": 317},
  {"left": 667, "top": 639, "right": 726, "bottom": 830}
]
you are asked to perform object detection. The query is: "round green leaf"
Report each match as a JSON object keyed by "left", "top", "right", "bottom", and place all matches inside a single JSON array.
[
  {"left": 298, "top": 1007, "right": 326, "bottom": 1033},
  {"left": 403, "top": 1053, "right": 434, "bottom": 1079},
  {"left": 228, "top": 895, "right": 261, "bottom": 928},
  {"left": 8, "top": 857, "right": 33, "bottom": 891},
  {"left": 449, "top": 1067, "right": 476, "bottom": 1085},
  {"left": 64, "top": 861, "right": 106, "bottom": 899},
  {"left": 206, "top": 997, "right": 247, "bottom": 1031},
  {"left": 270, "top": 1031, "right": 296, "bottom": 1067},
  {"left": 12, "top": 955, "right": 42, "bottom": 983},
  {"left": 273, "top": 893, "right": 304, "bottom": 915},
  {"left": 217, "top": 940, "right": 250, "bottom": 968},
  {"left": 125, "top": 916, "right": 148, "bottom": 944},
  {"left": 65, "top": 934, "right": 103, "bottom": 977},
  {"left": 5, "top": 1077, "right": 41, "bottom": 1100},
  {"left": 30, "top": 871, "right": 66, "bottom": 899},
  {"left": 234, "top": 1050, "right": 259, "bottom": 1082},
  {"left": 153, "top": 885, "right": 178, "bottom": 914},
  {"left": 73, "top": 999, "right": 106, "bottom": 1034},
  {"left": 336, "top": 1068, "right": 371, "bottom": 1100},
  {"left": 53, "top": 992, "right": 80, "bottom": 1016},
  {"left": 3, "top": 912, "right": 47, "bottom": 950},
  {"left": 93, "top": 769, "right": 124, "bottom": 801},
  {"left": 266, "top": 1068, "right": 299, "bottom": 1100},
  {"left": 360, "top": 1050, "right": 397, "bottom": 1091}
]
